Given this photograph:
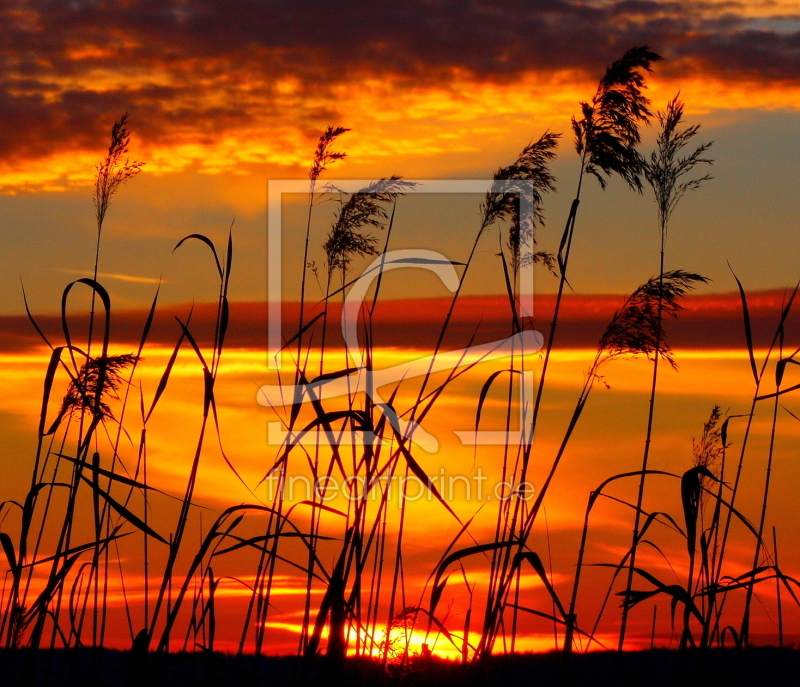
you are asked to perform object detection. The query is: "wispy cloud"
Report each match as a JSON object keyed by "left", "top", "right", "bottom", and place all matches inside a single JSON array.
[{"left": 58, "top": 269, "right": 165, "bottom": 285}]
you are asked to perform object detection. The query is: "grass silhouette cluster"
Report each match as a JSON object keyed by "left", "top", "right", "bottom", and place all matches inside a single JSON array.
[{"left": 0, "top": 46, "right": 798, "bottom": 687}]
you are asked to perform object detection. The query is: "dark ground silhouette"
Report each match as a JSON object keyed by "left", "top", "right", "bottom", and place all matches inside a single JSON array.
[{"left": 0, "top": 647, "right": 798, "bottom": 687}]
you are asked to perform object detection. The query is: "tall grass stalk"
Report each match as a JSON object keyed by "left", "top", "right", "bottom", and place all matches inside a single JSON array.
[
  {"left": 740, "top": 328, "right": 799, "bottom": 642},
  {"left": 618, "top": 95, "right": 712, "bottom": 649},
  {"left": 478, "top": 46, "right": 662, "bottom": 659},
  {"left": 704, "top": 282, "right": 793, "bottom": 645}
]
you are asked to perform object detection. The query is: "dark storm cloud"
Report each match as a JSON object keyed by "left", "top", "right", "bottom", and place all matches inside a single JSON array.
[{"left": 1, "top": 0, "right": 799, "bottom": 165}]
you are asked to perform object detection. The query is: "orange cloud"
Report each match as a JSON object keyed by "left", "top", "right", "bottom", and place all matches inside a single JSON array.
[{"left": 2, "top": 1, "right": 800, "bottom": 190}]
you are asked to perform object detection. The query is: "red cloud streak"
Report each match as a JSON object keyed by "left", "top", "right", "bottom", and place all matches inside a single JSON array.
[{"left": 2, "top": 290, "right": 797, "bottom": 353}]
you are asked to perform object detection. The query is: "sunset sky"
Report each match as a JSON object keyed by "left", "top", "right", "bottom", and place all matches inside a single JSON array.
[
  {"left": 1, "top": 0, "right": 800, "bottom": 310},
  {"left": 1, "top": 0, "right": 800, "bottom": 656}
]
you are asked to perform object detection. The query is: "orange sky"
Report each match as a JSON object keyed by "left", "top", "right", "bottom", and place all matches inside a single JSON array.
[
  {"left": 2, "top": 0, "right": 800, "bottom": 191},
  {"left": 2, "top": 0, "right": 800, "bottom": 659},
  {"left": 2, "top": 339, "right": 800, "bottom": 652}
]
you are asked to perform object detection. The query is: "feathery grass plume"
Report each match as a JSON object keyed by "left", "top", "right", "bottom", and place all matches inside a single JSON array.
[
  {"left": 693, "top": 406, "right": 724, "bottom": 516},
  {"left": 618, "top": 96, "right": 712, "bottom": 650},
  {"left": 597, "top": 270, "right": 709, "bottom": 370},
  {"left": 380, "top": 606, "right": 419, "bottom": 662},
  {"left": 291, "top": 125, "right": 354, "bottom": 662},
  {"left": 59, "top": 354, "right": 140, "bottom": 421},
  {"left": 481, "top": 131, "right": 559, "bottom": 231},
  {"left": 645, "top": 94, "right": 713, "bottom": 236},
  {"left": 309, "top": 126, "right": 350, "bottom": 186},
  {"left": 485, "top": 271, "right": 705, "bottom": 658},
  {"left": 499, "top": 54, "right": 664, "bottom": 611},
  {"left": 93, "top": 114, "right": 144, "bottom": 233},
  {"left": 692, "top": 406, "right": 723, "bottom": 475},
  {"left": 572, "top": 46, "right": 662, "bottom": 190},
  {"left": 520, "top": 46, "right": 663, "bottom": 503},
  {"left": 477, "top": 132, "right": 559, "bottom": 652},
  {"left": 480, "top": 132, "right": 560, "bottom": 274},
  {"left": 481, "top": 53, "right": 660, "bottom": 650},
  {"left": 524, "top": 271, "right": 707, "bottom": 518},
  {"left": 298, "top": 125, "right": 350, "bottom": 356},
  {"left": 323, "top": 176, "right": 415, "bottom": 275}
]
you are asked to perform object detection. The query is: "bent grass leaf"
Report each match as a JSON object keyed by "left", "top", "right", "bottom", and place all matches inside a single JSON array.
[
  {"left": 588, "top": 469, "right": 679, "bottom": 510},
  {"left": 513, "top": 551, "right": 567, "bottom": 619},
  {"left": 431, "top": 542, "right": 515, "bottom": 616},
  {"left": 213, "top": 533, "right": 337, "bottom": 563},
  {"left": 145, "top": 331, "right": 185, "bottom": 423},
  {"left": 731, "top": 268, "right": 758, "bottom": 384},
  {"left": 174, "top": 233, "right": 223, "bottom": 279},
  {"left": 55, "top": 453, "right": 165, "bottom": 494},
  {"left": 61, "top": 278, "right": 112, "bottom": 355},
  {"left": 0, "top": 533, "right": 18, "bottom": 580},
  {"left": 474, "top": 369, "right": 521, "bottom": 437},
  {"left": 509, "top": 604, "right": 603, "bottom": 647},
  {"left": 281, "top": 312, "right": 326, "bottom": 353},
  {"left": 681, "top": 465, "right": 719, "bottom": 555},
  {"left": 599, "top": 564, "right": 703, "bottom": 622},
  {"left": 78, "top": 474, "right": 168, "bottom": 544},
  {"left": 23, "top": 531, "right": 130, "bottom": 568},
  {"left": 395, "top": 439, "right": 460, "bottom": 524}
]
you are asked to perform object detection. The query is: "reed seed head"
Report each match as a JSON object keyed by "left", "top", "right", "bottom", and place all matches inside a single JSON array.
[
  {"left": 645, "top": 94, "right": 714, "bottom": 236},
  {"left": 691, "top": 406, "right": 725, "bottom": 513},
  {"left": 60, "top": 353, "right": 140, "bottom": 422},
  {"left": 597, "top": 270, "right": 709, "bottom": 370},
  {"left": 309, "top": 125, "right": 350, "bottom": 184},
  {"left": 93, "top": 113, "right": 144, "bottom": 231},
  {"left": 323, "top": 176, "right": 416, "bottom": 275},
  {"left": 572, "top": 46, "right": 662, "bottom": 191},
  {"left": 481, "top": 132, "right": 559, "bottom": 273}
]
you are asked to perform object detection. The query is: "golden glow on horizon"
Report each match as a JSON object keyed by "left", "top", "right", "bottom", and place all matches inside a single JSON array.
[
  {"left": 261, "top": 621, "right": 620, "bottom": 659},
  {"left": 1, "top": 344, "right": 799, "bottom": 651},
  {"left": 2, "top": 344, "right": 797, "bottom": 540}
]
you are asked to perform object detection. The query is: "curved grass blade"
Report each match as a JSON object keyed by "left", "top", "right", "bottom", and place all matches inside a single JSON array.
[
  {"left": 174, "top": 234, "right": 223, "bottom": 279},
  {"left": 730, "top": 266, "right": 758, "bottom": 384}
]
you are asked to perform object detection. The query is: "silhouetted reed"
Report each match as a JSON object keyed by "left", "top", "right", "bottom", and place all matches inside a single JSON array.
[
  {"left": 1, "top": 47, "right": 798, "bottom": 687},
  {"left": 619, "top": 94, "right": 713, "bottom": 649}
]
